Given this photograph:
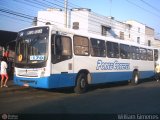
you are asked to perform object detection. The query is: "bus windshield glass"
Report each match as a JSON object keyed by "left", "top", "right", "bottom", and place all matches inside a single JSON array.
[{"left": 15, "top": 27, "right": 49, "bottom": 66}]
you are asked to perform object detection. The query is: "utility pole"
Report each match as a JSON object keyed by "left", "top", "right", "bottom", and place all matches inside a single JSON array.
[
  {"left": 109, "top": 0, "right": 112, "bottom": 17},
  {"left": 64, "top": 0, "right": 68, "bottom": 28}
]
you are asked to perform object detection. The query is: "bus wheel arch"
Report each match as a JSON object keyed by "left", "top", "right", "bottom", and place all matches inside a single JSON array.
[
  {"left": 74, "top": 69, "right": 91, "bottom": 94},
  {"left": 131, "top": 69, "right": 140, "bottom": 85}
]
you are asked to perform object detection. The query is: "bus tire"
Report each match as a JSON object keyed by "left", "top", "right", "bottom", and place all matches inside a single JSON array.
[
  {"left": 131, "top": 71, "right": 139, "bottom": 85},
  {"left": 74, "top": 73, "right": 88, "bottom": 94}
]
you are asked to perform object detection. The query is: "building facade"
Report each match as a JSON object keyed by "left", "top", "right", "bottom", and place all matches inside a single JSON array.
[
  {"left": 125, "top": 20, "right": 146, "bottom": 45},
  {"left": 36, "top": 8, "right": 160, "bottom": 47}
]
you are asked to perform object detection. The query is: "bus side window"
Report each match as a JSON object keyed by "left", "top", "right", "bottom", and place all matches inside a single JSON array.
[
  {"left": 136, "top": 47, "right": 140, "bottom": 60},
  {"left": 131, "top": 46, "right": 140, "bottom": 60},
  {"left": 61, "top": 36, "right": 72, "bottom": 56},
  {"left": 154, "top": 49, "right": 158, "bottom": 61},
  {"left": 106, "top": 41, "right": 119, "bottom": 58},
  {"left": 51, "top": 34, "right": 72, "bottom": 64},
  {"left": 140, "top": 48, "right": 147, "bottom": 60},
  {"left": 90, "top": 38, "right": 106, "bottom": 57},
  {"left": 73, "top": 35, "right": 89, "bottom": 56},
  {"left": 120, "top": 44, "right": 130, "bottom": 59},
  {"left": 147, "top": 49, "right": 153, "bottom": 61}
]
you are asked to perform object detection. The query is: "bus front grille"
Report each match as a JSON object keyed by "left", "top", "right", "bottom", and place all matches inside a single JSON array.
[{"left": 17, "top": 69, "right": 39, "bottom": 77}]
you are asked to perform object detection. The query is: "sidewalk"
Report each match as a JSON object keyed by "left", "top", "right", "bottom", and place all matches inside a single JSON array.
[
  {"left": 2, "top": 80, "right": 14, "bottom": 87},
  {"left": 0, "top": 80, "right": 30, "bottom": 92}
]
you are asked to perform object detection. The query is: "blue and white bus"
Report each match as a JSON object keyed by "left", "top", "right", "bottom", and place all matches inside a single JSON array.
[{"left": 14, "top": 25, "right": 157, "bottom": 93}]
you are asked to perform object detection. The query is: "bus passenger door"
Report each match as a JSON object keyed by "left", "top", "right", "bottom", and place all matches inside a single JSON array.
[{"left": 51, "top": 34, "right": 74, "bottom": 87}]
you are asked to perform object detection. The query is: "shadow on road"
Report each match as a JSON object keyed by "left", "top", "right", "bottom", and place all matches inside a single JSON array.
[{"left": 6, "top": 78, "right": 157, "bottom": 94}]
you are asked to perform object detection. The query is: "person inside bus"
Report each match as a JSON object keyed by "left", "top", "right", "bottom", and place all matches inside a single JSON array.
[
  {"left": 155, "top": 63, "right": 160, "bottom": 82},
  {"left": 1, "top": 57, "right": 8, "bottom": 87}
]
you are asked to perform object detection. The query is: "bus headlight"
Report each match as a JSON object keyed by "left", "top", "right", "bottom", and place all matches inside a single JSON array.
[{"left": 38, "top": 68, "right": 46, "bottom": 77}]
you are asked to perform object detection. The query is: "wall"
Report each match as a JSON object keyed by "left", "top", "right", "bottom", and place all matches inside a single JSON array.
[
  {"left": 126, "top": 20, "right": 146, "bottom": 45},
  {"left": 36, "top": 8, "right": 160, "bottom": 47},
  {"left": 37, "top": 9, "right": 67, "bottom": 27}
]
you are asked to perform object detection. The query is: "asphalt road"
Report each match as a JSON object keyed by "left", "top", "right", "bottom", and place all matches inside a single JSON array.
[{"left": 0, "top": 79, "right": 160, "bottom": 120}]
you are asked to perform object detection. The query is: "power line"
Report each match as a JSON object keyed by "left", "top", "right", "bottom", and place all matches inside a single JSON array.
[
  {"left": 23, "top": 0, "right": 52, "bottom": 8},
  {"left": 13, "top": 0, "right": 45, "bottom": 10},
  {"left": 42, "top": 0, "right": 65, "bottom": 9},
  {"left": 140, "top": 0, "right": 160, "bottom": 13},
  {"left": 0, "top": 8, "right": 34, "bottom": 20},
  {"left": 126, "top": 0, "right": 160, "bottom": 18},
  {"left": 0, "top": 13, "right": 31, "bottom": 23},
  {"left": 0, "top": 0, "right": 159, "bottom": 37}
]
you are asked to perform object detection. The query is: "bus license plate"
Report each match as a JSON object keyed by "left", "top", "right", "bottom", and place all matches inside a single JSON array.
[{"left": 23, "top": 83, "right": 29, "bottom": 87}]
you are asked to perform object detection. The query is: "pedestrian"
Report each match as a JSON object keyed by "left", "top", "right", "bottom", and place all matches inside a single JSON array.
[
  {"left": 155, "top": 63, "right": 160, "bottom": 82},
  {"left": 1, "top": 57, "right": 8, "bottom": 87}
]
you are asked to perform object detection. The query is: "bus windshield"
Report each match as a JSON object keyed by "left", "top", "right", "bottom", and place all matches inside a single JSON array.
[{"left": 15, "top": 27, "right": 49, "bottom": 67}]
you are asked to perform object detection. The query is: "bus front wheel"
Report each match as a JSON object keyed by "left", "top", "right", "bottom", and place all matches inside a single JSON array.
[{"left": 74, "top": 73, "right": 88, "bottom": 94}]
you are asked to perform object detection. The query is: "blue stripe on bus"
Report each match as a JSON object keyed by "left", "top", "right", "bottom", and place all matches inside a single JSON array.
[
  {"left": 14, "top": 76, "right": 50, "bottom": 88},
  {"left": 91, "top": 71, "right": 154, "bottom": 84},
  {"left": 139, "top": 71, "right": 155, "bottom": 79},
  {"left": 91, "top": 71, "right": 132, "bottom": 84},
  {"left": 14, "top": 73, "right": 77, "bottom": 89},
  {"left": 14, "top": 71, "right": 154, "bottom": 89}
]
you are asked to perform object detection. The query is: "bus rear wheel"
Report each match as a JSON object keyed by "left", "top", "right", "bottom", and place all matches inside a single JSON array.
[
  {"left": 74, "top": 73, "right": 88, "bottom": 94},
  {"left": 131, "top": 71, "right": 139, "bottom": 85}
]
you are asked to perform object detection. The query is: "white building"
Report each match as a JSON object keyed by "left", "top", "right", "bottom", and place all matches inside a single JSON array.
[
  {"left": 125, "top": 20, "right": 146, "bottom": 45},
  {"left": 70, "top": 8, "right": 132, "bottom": 41},
  {"left": 145, "top": 26, "right": 155, "bottom": 46},
  {"left": 36, "top": 8, "right": 159, "bottom": 47},
  {"left": 37, "top": 8, "right": 68, "bottom": 27},
  {"left": 37, "top": 8, "right": 131, "bottom": 40}
]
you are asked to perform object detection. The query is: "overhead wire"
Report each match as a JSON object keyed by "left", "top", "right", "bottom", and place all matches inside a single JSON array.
[
  {"left": 126, "top": 0, "right": 160, "bottom": 36},
  {"left": 126, "top": 0, "right": 160, "bottom": 18},
  {"left": 33, "top": 0, "right": 141, "bottom": 36},
  {"left": 140, "top": 0, "right": 160, "bottom": 13},
  {"left": 13, "top": 0, "right": 45, "bottom": 10},
  {"left": 0, "top": 13, "right": 31, "bottom": 23},
  {"left": 0, "top": 0, "right": 140, "bottom": 35},
  {"left": 0, "top": 0, "right": 159, "bottom": 38}
]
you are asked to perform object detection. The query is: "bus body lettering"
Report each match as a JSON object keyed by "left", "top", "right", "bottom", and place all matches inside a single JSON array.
[{"left": 96, "top": 60, "right": 130, "bottom": 70}]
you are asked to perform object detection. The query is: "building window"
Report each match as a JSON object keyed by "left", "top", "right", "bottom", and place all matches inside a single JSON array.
[
  {"left": 120, "top": 31, "right": 124, "bottom": 40},
  {"left": 73, "top": 22, "right": 79, "bottom": 30},
  {"left": 138, "top": 27, "right": 140, "bottom": 33},
  {"left": 148, "top": 40, "right": 151, "bottom": 46},
  {"left": 137, "top": 37, "right": 140, "bottom": 44},
  {"left": 101, "top": 25, "right": 111, "bottom": 36}
]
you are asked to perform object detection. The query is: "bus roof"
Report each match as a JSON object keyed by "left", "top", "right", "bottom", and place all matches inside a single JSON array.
[{"left": 19, "top": 25, "right": 155, "bottom": 50}]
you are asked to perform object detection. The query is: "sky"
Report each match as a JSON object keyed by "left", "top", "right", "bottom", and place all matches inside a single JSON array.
[{"left": 0, "top": 0, "right": 160, "bottom": 37}]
